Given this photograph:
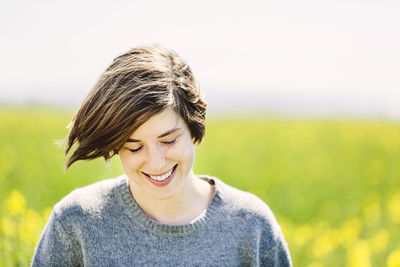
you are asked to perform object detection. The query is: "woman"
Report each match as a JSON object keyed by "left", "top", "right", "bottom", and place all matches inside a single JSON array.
[{"left": 32, "top": 46, "right": 292, "bottom": 266}]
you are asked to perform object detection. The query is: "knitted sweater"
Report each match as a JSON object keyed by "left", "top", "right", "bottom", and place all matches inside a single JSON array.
[{"left": 32, "top": 175, "right": 292, "bottom": 266}]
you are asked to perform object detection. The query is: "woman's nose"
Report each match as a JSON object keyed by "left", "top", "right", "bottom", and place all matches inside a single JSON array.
[{"left": 146, "top": 146, "right": 166, "bottom": 173}]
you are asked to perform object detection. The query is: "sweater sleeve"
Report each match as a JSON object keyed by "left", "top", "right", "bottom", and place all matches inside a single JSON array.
[
  {"left": 31, "top": 210, "right": 83, "bottom": 267},
  {"left": 261, "top": 231, "right": 293, "bottom": 267}
]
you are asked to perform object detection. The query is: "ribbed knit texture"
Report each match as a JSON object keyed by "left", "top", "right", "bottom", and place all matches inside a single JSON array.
[{"left": 32, "top": 175, "right": 292, "bottom": 266}]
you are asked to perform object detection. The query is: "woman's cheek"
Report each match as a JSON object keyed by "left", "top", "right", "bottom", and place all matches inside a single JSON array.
[
  {"left": 128, "top": 155, "right": 144, "bottom": 170},
  {"left": 120, "top": 152, "right": 141, "bottom": 172},
  {"left": 172, "top": 141, "right": 193, "bottom": 158}
]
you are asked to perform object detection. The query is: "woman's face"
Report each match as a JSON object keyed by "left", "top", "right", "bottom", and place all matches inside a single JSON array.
[{"left": 118, "top": 108, "right": 196, "bottom": 200}]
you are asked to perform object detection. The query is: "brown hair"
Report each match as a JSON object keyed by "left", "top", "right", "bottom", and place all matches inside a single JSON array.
[{"left": 65, "top": 45, "right": 207, "bottom": 169}]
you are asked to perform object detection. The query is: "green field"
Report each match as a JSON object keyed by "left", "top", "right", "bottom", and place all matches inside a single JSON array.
[{"left": 1, "top": 108, "right": 400, "bottom": 266}]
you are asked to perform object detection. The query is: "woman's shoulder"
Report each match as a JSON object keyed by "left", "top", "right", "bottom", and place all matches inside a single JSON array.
[
  {"left": 203, "top": 175, "right": 281, "bottom": 228},
  {"left": 206, "top": 176, "right": 288, "bottom": 250},
  {"left": 52, "top": 175, "right": 127, "bottom": 220}
]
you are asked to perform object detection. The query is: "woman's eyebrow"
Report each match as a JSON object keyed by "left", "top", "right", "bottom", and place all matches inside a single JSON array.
[
  {"left": 126, "top": 128, "right": 181, "bottom": 142},
  {"left": 158, "top": 128, "right": 181, "bottom": 138}
]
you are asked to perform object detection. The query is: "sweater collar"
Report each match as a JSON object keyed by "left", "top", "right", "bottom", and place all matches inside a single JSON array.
[{"left": 119, "top": 175, "right": 222, "bottom": 237}]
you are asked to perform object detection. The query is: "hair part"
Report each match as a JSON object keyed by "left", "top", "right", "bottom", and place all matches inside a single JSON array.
[{"left": 65, "top": 45, "right": 206, "bottom": 169}]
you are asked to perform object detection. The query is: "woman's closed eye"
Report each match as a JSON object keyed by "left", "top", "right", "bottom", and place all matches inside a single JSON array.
[
  {"left": 128, "top": 146, "right": 143, "bottom": 153},
  {"left": 162, "top": 138, "right": 176, "bottom": 145},
  {"left": 127, "top": 138, "right": 176, "bottom": 153}
]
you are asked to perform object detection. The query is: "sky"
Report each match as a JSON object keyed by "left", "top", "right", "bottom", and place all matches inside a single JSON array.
[{"left": 1, "top": 0, "right": 399, "bottom": 118}]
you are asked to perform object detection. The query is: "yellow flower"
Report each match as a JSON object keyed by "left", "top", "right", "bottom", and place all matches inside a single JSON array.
[
  {"left": 5, "top": 190, "right": 26, "bottom": 215},
  {"left": 18, "top": 209, "right": 44, "bottom": 245},
  {"left": 4, "top": 239, "right": 13, "bottom": 251},
  {"left": 338, "top": 217, "right": 362, "bottom": 247},
  {"left": 293, "top": 225, "right": 314, "bottom": 245},
  {"left": 368, "top": 229, "right": 389, "bottom": 252},
  {"left": 43, "top": 207, "right": 53, "bottom": 221},
  {"left": 387, "top": 249, "right": 400, "bottom": 267},
  {"left": 387, "top": 192, "right": 400, "bottom": 224},
  {"left": 1, "top": 216, "right": 16, "bottom": 237},
  {"left": 308, "top": 261, "right": 324, "bottom": 267},
  {"left": 312, "top": 228, "right": 337, "bottom": 258},
  {"left": 363, "top": 201, "right": 380, "bottom": 226},
  {"left": 347, "top": 240, "right": 371, "bottom": 267}
]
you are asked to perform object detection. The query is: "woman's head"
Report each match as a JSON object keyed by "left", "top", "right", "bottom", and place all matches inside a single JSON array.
[{"left": 65, "top": 45, "right": 207, "bottom": 169}]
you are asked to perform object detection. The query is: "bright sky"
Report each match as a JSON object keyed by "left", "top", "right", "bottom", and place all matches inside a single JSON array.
[{"left": 1, "top": 0, "right": 399, "bottom": 118}]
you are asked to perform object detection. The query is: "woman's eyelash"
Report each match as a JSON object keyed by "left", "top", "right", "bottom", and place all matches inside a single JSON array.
[
  {"left": 128, "top": 139, "right": 176, "bottom": 152},
  {"left": 162, "top": 138, "right": 176, "bottom": 145},
  {"left": 129, "top": 146, "right": 143, "bottom": 153}
]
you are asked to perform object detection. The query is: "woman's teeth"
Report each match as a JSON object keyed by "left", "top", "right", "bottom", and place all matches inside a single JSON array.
[{"left": 149, "top": 168, "right": 174, "bottom": 181}]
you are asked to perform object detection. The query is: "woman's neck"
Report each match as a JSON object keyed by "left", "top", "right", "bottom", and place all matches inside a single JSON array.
[{"left": 129, "top": 173, "right": 214, "bottom": 225}]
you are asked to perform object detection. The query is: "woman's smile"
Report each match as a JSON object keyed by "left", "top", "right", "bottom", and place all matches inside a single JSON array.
[
  {"left": 118, "top": 108, "right": 196, "bottom": 201},
  {"left": 143, "top": 164, "right": 178, "bottom": 186}
]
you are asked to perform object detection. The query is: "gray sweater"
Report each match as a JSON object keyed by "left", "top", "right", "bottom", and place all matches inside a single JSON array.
[{"left": 32, "top": 176, "right": 292, "bottom": 266}]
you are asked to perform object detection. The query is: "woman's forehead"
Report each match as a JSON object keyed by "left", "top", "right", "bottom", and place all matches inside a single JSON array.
[{"left": 129, "top": 108, "right": 185, "bottom": 139}]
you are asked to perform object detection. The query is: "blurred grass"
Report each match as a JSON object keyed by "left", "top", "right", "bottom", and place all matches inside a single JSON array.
[{"left": 1, "top": 107, "right": 400, "bottom": 266}]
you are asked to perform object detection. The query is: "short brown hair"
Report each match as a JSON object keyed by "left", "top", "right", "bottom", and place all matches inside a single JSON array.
[{"left": 65, "top": 45, "right": 207, "bottom": 169}]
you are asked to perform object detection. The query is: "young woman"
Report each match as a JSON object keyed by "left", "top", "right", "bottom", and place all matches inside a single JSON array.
[{"left": 32, "top": 46, "right": 292, "bottom": 266}]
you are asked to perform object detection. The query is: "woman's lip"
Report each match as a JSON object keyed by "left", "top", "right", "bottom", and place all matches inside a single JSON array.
[
  {"left": 143, "top": 164, "right": 178, "bottom": 186},
  {"left": 142, "top": 165, "right": 176, "bottom": 177}
]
